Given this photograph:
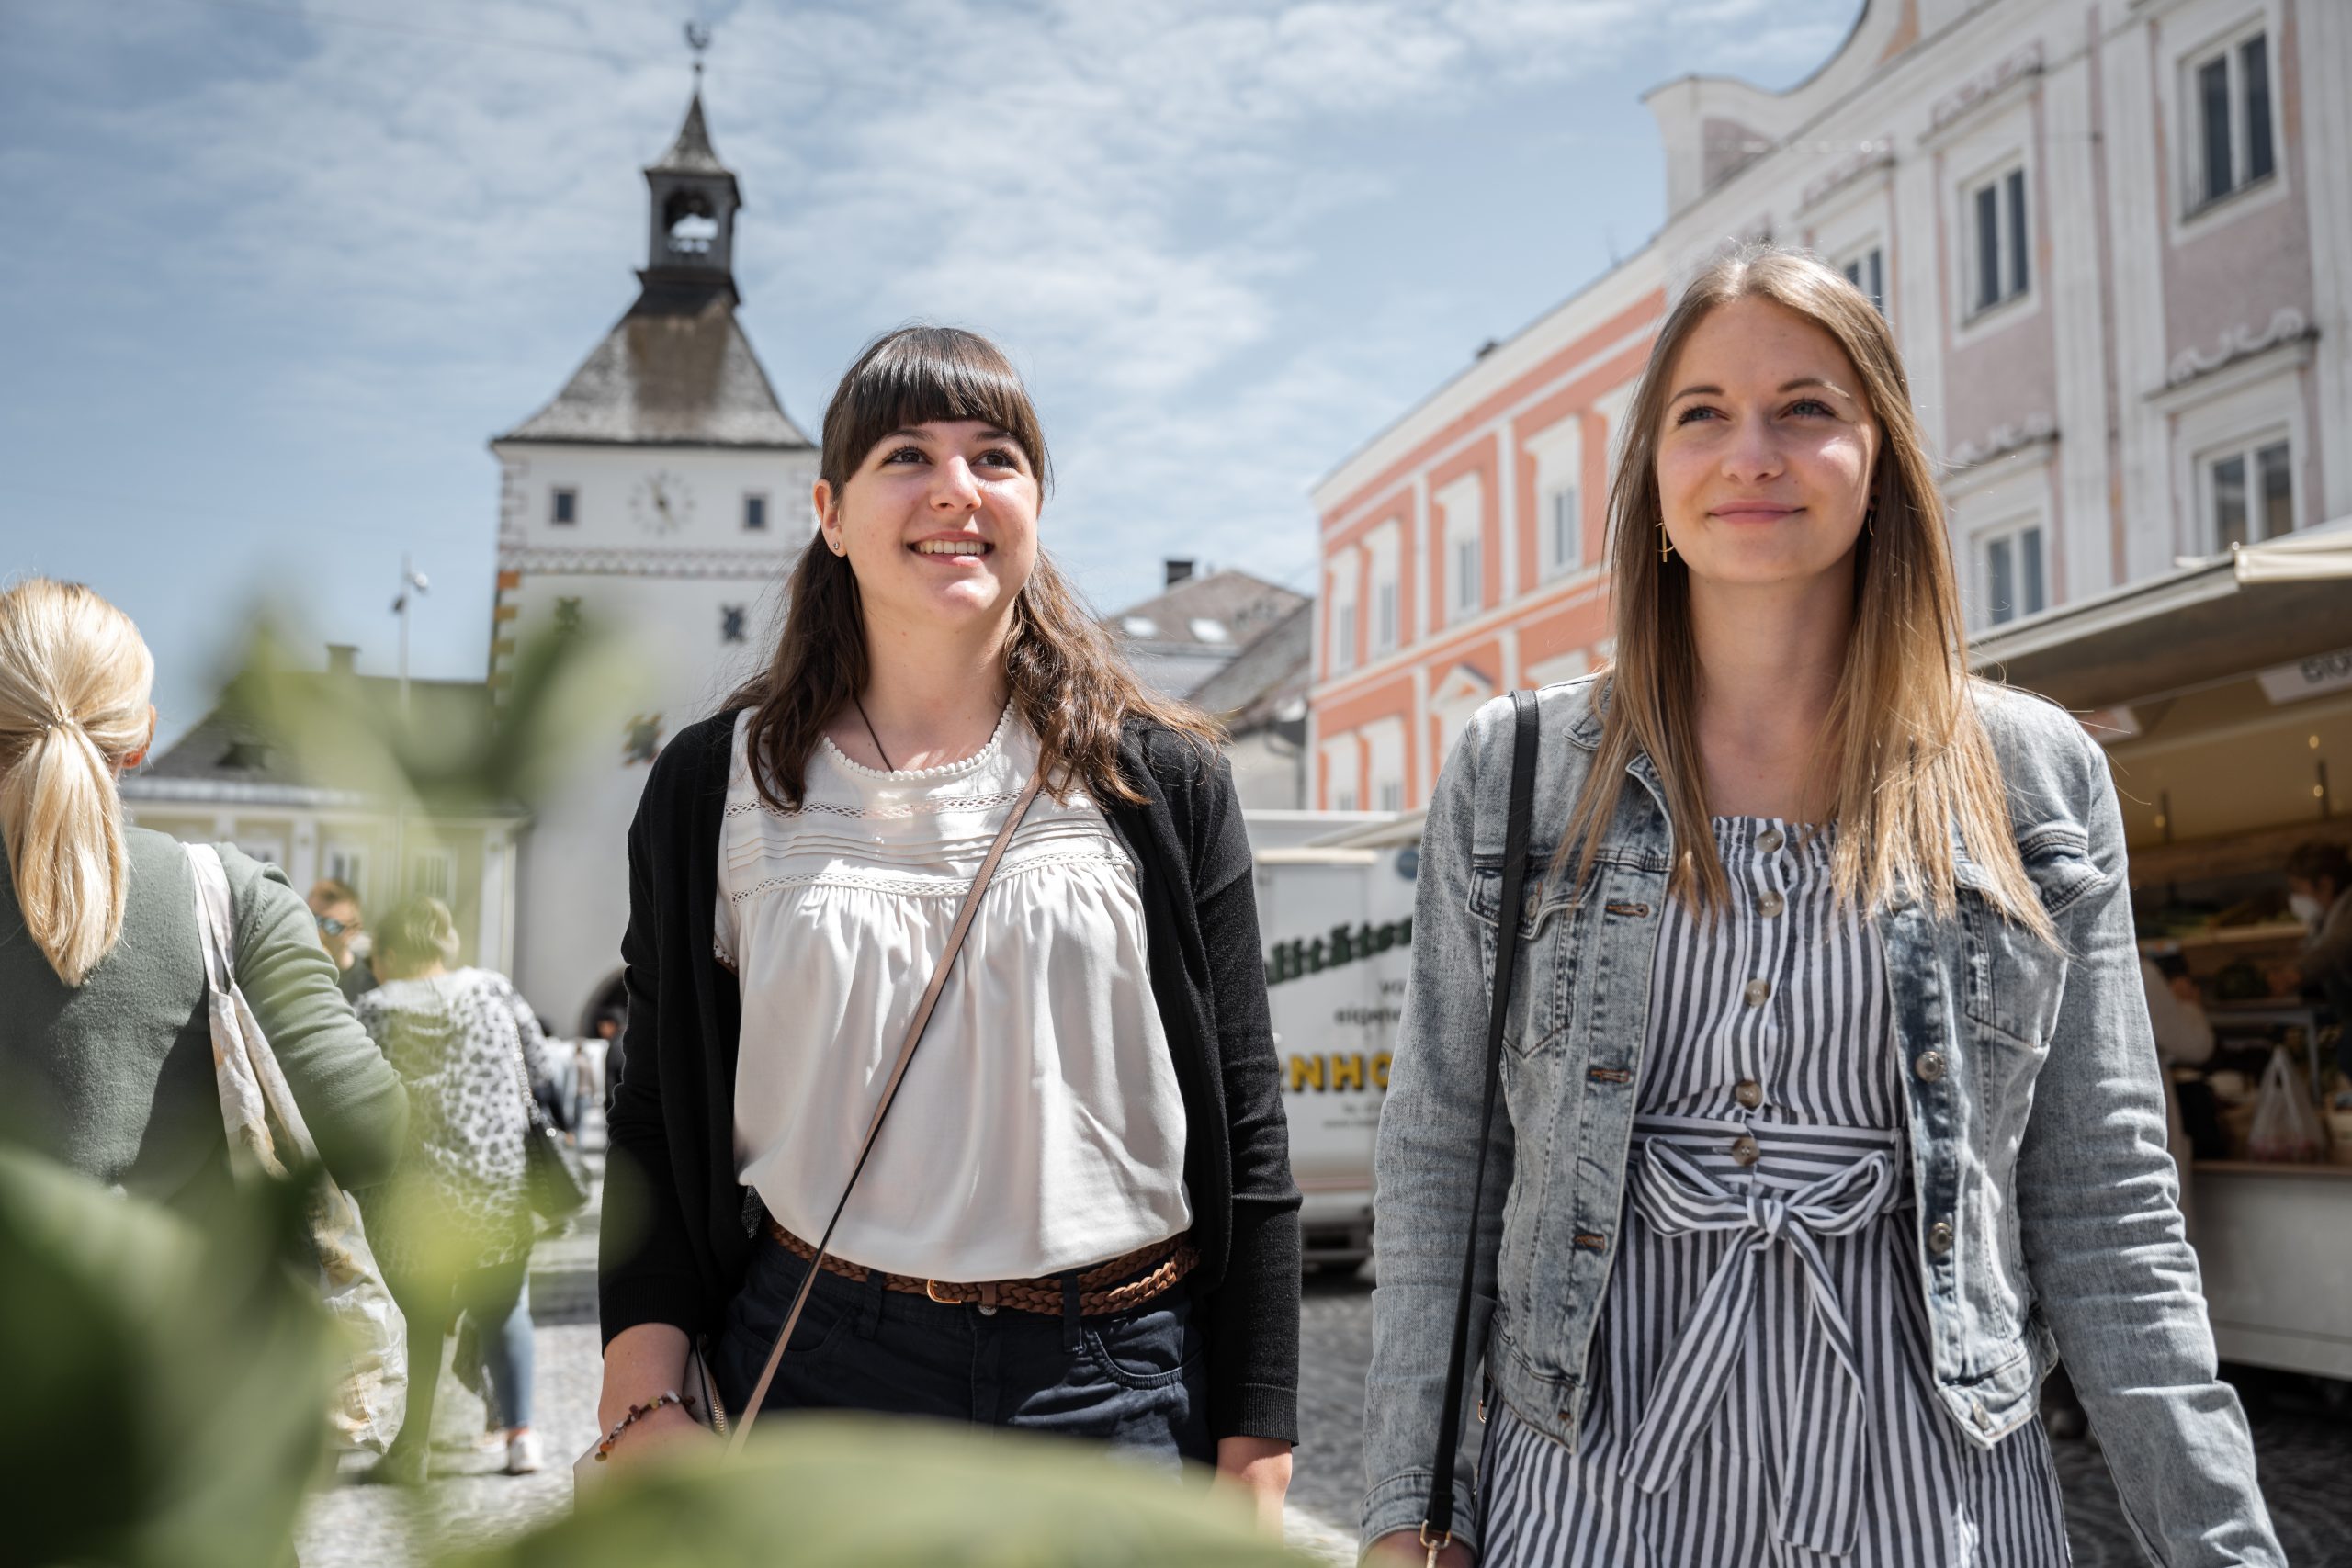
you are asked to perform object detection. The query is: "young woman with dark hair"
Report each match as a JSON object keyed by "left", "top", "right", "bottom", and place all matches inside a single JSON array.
[
  {"left": 594, "top": 327, "right": 1299, "bottom": 1524},
  {"left": 1363, "top": 246, "right": 2279, "bottom": 1565}
]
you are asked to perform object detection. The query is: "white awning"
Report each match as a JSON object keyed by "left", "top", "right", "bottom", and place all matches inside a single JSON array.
[{"left": 1970, "top": 520, "right": 2352, "bottom": 710}]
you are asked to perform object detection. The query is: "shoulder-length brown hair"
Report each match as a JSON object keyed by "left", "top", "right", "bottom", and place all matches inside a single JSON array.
[
  {"left": 1560, "top": 243, "right": 2052, "bottom": 942},
  {"left": 730, "top": 325, "right": 1220, "bottom": 811}
]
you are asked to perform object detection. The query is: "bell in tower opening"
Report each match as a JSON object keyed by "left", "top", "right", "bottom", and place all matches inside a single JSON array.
[{"left": 640, "top": 84, "right": 741, "bottom": 302}]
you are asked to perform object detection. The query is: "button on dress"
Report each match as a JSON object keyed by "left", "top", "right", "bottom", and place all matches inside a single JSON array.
[{"left": 1477, "top": 817, "right": 2069, "bottom": 1567}]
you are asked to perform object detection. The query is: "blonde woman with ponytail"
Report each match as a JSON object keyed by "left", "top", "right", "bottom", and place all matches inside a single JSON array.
[
  {"left": 1363, "top": 247, "right": 2278, "bottom": 1566},
  {"left": 0, "top": 578, "right": 406, "bottom": 1208}
]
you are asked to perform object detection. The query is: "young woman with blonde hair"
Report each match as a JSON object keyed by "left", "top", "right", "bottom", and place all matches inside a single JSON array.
[
  {"left": 1363, "top": 246, "right": 2279, "bottom": 1565},
  {"left": 0, "top": 578, "right": 406, "bottom": 1207},
  {"left": 594, "top": 327, "right": 1299, "bottom": 1523}
]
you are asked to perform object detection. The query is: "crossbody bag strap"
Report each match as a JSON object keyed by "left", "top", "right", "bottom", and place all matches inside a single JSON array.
[
  {"left": 727, "top": 769, "right": 1045, "bottom": 1454},
  {"left": 1419, "top": 689, "right": 1540, "bottom": 1561}
]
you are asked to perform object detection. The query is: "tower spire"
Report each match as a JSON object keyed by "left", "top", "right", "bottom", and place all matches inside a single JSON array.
[{"left": 640, "top": 27, "right": 740, "bottom": 304}]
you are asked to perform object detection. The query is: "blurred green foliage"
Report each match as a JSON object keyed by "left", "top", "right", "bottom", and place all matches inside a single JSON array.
[
  {"left": 448, "top": 1416, "right": 1313, "bottom": 1568},
  {"left": 0, "top": 1145, "right": 335, "bottom": 1568},
  {"left": 214, "top": 608, "right": 649, "bottom": 818}
]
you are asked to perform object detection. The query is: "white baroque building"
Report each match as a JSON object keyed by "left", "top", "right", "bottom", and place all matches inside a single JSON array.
[{"left": 491, "top": 88, "right": 819, "bottom": 1031}]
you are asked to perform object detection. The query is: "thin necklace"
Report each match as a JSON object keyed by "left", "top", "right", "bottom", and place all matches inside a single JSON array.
[{"left": 850, "top": 694, "right": 894, "bottom": 773}]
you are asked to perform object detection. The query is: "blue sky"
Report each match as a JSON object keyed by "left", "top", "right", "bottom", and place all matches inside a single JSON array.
[{"left": 0, "top": 0, "right": 1860, "bottom": 746}]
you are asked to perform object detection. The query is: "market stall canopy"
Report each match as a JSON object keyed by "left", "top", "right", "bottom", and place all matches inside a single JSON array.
[{"left": 1972, "top": 522, "right": 2352, "bottom": 711}]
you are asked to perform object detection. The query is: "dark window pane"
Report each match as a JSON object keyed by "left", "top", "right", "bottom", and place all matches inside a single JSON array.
[
  {"left": 2007, "top": 169, "right": 2029, "bottom": 297},
  {"left": 2243, "top": 35, "right": 2274, "bottom": 184},
  {"left": 1868, "top": 249, "right": 1885, "bottom": 313},
  {"left": 552, "top": 489, "right": 576, "bottom": 525},
  {"left": 2021, "top": 526, "right": 2045, "bottom": 615},
  {"left": 2212, "top": 454, "right": 2248, "bottom": 550},
  {"left": 1976, "top": 185, "right": 2000, "bottom": 310},
  {"left": 1988, "top": 536, "right": 2015, "bottom": 625},
  {"left": 743, "top": 494, "right": 767, "bottom": 531},
  {"left": 2258, "top": 440, "right": 2292, "bottom": 540},
  {"left": 2200, "top": 55, "right": 2234, "bottom": 200}
]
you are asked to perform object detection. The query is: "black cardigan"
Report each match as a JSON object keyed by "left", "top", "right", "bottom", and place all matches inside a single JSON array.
[{"left": 596, "top": 710, "right": 1303, "bottom": 1445}]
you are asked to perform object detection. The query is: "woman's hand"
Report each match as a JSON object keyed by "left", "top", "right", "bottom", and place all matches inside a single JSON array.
[
  {"left": 1366, "top": 1528, "right": 1474, "bottom": 1566},
  {"left": 594, "top": 1398, "right": 715, "bottom": 1471},
  {"left": 594, "top": 1322, "right": 719, "bottom": 1472},
  {"left": 1212, "top": 1436, "right": 1293, "bottom": 1535}
]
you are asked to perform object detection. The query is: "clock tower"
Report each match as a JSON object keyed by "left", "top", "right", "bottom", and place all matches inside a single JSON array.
[{"left": 488, "top": 81, "right": 817, "bottom": 1033}]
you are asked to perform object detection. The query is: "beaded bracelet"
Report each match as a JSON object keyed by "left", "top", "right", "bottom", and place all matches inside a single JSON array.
[{"left": 593, "top": 1391, "right": 699, "bottom": 1462}]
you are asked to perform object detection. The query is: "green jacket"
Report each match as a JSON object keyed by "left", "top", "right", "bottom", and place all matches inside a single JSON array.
[{"left": 0, "top": 827, "right": 407, "bottom": 1201}]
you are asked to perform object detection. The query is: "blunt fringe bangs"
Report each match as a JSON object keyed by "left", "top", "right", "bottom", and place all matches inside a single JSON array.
[
  {"left": 1555, "top": 242, "right": 2056, "bottom": 947},
  {"left": 732, "top": 325, "right": 1219, "bottom": 813},
  {"left": 819, "top": 326, "right": 1053, "bottom": 496}
]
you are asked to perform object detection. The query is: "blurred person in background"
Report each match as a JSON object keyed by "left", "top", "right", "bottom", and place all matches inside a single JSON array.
[
  {"left": 1363, "top": 248, "right": 2277, "bottom": 1566},
  {"left": 2271, "top": 841, "right": 2352, "bottom": 1080},
  {"left": 356, "top": 895, "right": 551, "bottom": 1483},
  {"left": 0, "top": 576, "right": 406, "bottom": 1211},
  {"left": 308, "top": 876, "right": 378, "bottom": 1003},
  {"left": 594, "top": 326, "right": 1299, "bottom": 1529}
]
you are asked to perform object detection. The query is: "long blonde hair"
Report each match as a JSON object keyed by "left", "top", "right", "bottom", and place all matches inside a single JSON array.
[
  {"left": 1561, "top": 244, "right": 2052, "bottom": 942},
  {"left": 0, "top": 579, "right": 157, "bottom": 985}
]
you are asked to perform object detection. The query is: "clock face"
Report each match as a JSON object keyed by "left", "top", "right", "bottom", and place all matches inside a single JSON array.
[{"left": 630, "top": 469, "right": 696, "bottom": 535}]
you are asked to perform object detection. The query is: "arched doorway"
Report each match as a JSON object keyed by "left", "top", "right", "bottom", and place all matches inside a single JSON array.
[{"left": 579, "top": 972, "right": 628, "bottom": 1041}]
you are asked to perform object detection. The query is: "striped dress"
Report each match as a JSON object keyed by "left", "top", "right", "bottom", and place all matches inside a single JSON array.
[{"left": 1478, "top": 817, "right": 2070, "bottom": 1567}]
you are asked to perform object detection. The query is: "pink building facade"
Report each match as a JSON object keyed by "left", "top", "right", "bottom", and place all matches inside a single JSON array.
[{"left": 1308, "top": 0, "right": 2352, "bottom": 811}]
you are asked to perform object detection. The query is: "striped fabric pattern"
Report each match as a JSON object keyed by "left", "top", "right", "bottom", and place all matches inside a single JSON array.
[{"left": 1478, "top": 816, "right": 2069, "bottom": 1567}]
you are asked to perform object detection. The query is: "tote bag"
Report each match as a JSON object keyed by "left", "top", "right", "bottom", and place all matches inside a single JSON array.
[{"left": 187, "top": 842, "right": 409, "bottom": 1453}]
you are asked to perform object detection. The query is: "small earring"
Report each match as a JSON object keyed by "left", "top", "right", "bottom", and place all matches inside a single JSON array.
[{"left": 1657, "top": 521, "right": 1675, "bottom": 562}]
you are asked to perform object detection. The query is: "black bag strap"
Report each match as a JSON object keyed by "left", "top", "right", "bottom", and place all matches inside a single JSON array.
[{"left": 1419, "top": 688, "right": 1540, "bottom": 1561}]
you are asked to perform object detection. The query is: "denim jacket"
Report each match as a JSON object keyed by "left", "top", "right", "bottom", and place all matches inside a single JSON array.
[{"left": 1363, "top": 676, "right": 2281, "bottom": 1564}]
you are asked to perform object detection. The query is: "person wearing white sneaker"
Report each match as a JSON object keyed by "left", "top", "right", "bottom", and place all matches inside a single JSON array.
[{"left": 504, "top": 1427, "right": 543, "bottom": 1475}]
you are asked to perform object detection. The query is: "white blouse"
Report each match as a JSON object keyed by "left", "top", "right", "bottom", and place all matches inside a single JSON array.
[{"left": 717, "top": 706, "right": 1192, "bottom": 1282}]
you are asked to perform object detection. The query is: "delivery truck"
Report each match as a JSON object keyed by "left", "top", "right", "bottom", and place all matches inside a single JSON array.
[{"left": 1245, "top": 811, "right": 1422, "bottom": 1269}]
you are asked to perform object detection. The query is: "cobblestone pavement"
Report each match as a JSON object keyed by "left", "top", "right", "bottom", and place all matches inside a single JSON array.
[{"left": 298, "top": 1205, "right": 2347, "bottom": 1566}]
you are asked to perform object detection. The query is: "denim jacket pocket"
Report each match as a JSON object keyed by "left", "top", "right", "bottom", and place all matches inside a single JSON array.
[
  {"left": 1953, "top": 857, "right": 2072, "bottom": 1053},
  {"left": 1466, "top": 852, "right": 1575, "bottom": 1059}
]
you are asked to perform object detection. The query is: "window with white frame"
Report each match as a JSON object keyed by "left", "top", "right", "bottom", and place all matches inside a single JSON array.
[
  {"left": 1367, "top": 521, "right": 1401, "bottom": 655},
  {"left": 1363, "top": 720, "right": 1405, "bottom": 817},
  {"left": 409, "top": 849, "right": 455, "bottom": 902},
  {"left": 1974, "top": 519, "right": 2047, "bottom": 628},
  {"left": 550, "top": 488, "right": 578, "bottom": 525},
  {"left": 1434, "top": 475, "right": 1483, "bottom": 623},
  {"left": 323, "top": 842, "right": 368, "bottom": 901},
  {"left": 1840, "top": 243, "right": 1886, "bottom": 316},
  {"left": 1545, "top": 484, "right": 1581, "bottom": 577},
  {"left": 2203, "top": 434, "right": 2293, "bottom": 551},
  {"left": 1525, "top": 417, "right": 1584, "bottom": 581},
  {"left": 2187, "top": 26, "right": 2276, "bottom": 213},
  {"left": 1329, "top": 552, "right": 1360, "bottom": 673},
  {"left": 1964, "top": 164, "right": 2030, "bottom": 317}
]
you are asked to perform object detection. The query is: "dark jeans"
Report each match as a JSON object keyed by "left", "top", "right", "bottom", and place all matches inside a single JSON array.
[
  {"left": 713, "top": 1235, "right": 1214, "bottom": 1469},
  {"left": 385, "top": 1251, "right": 530, "bottom": 1459}
]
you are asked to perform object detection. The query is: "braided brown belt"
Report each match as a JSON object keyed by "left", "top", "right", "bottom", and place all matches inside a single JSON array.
[{"left": 763, "top": 1217, "right": 1197, "bottom": 1317}]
